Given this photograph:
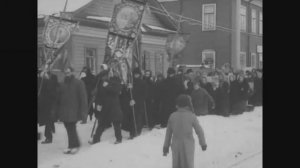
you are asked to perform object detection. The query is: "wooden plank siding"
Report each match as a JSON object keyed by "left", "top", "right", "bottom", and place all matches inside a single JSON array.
[
  {"left": 74, "top": 0, "right": 165, "bottom": 28},
  {"left": 72, "top": 34, "right": 106, "bottom": 75},
  {"left": 140, "top": 42, "right": 169, "bottom": 76}
]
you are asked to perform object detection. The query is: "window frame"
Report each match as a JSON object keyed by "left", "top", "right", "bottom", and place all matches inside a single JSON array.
[
  {"left": 202, "top": 4, "right": 217, "bottom": 31},
  {"left": 202, "top": 49, "right": 216, "bottom": 69},
  {"left": 84, "top": 47, "right": 97, "bottom": 74},
  {"left": 259, "top": 12, "right": 262, "bottom": 35},
  {"left": 251, "top": 9, "right": 257, "bottom": 34},
  {"left": 240, "top": 52, "right": 247, "bottom": 69},
  {"left": 251, "top": 52, "right": 257, "bottom": 68},
  {"left": 240, "top": 5, "right": 247, "bottom": 32}
]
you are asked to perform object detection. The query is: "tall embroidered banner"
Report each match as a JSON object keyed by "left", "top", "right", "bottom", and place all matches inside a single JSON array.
[
  {"left": 103, "top": 0, "right": 147, "bottom": 84},
  {"left": 41, "top": 16, "right": 78, "bottom": 71}
]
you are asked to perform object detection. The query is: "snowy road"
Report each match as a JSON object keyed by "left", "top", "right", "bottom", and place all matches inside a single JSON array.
[{"left": 38, "top": 107, "right": 262, "bottom": 168}]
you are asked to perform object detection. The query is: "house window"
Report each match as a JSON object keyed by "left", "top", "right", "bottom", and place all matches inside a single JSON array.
[
  {"left": 240, "top": 5, "right": 247, "bottom": 32},
  {"left": 240, "top": 52, "right": 247, "bottom": 69},
  {"left": 84, "top": 48, "right": 97, "bottom": 74},
  {"left": 202, "top": 50, "right": 216, "bottom": 69},
  {"left": 251, "top": 9, "right": 257, "bottom": 34},
  {"left": 251, "top": 53, "right": 257, "bottom": 68},
  {"left": 154, "top": 51, "right": 164, "bottom": 75},
  {"left": 202, "top": 4, "right": 216, "bottom": 31},
  {"left": 259, "top": 12, "right": 262, "bottom": 35}
]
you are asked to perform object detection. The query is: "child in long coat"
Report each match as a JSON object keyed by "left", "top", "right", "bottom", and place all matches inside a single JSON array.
[{"left": 163, "top": 94, "right": 207, "bottom": 168}]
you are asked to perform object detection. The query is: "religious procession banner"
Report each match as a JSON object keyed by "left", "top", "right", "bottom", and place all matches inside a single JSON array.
[
  {"left": 104, "top": 0, "right": 147, "bottom": 84},
  {"left": 165, "top": 33, "right": 189, "bottom": 67},
  {"left": 41, "top": 16, "right": 78, "bottom": 71}
]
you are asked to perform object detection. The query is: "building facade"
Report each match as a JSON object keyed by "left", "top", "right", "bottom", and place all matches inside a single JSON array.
[
  {"left": 162, "top": 0, "right": 263, "bottom": 70},
  {"left": 38, "top": 0, "right": 178, "bottom": 80}
]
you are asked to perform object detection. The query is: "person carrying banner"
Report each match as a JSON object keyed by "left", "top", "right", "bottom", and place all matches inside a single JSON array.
[
  {"left": 128, "top": 68, "right": 147, "bottom": 139},
  {"left": 38, "top": 71, "right": 59, "bottom": 144},
  {"left": 90, "top": 69, "right": 123, "bottom": 144}
]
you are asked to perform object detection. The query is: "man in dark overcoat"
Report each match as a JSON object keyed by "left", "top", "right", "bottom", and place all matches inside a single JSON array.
[
  {"left": 160, "top": 67, "right": 185, "bottom": 128},
  {"left": 56, "top": 67, "right": 88, "bottom": 154},
  {"left": 38, "top": 71, "right": 58, "bottom": 144},
  {"left": 92, "top": 70, "right": 123, "bottom": 144},
  {"left": 129, "top": 68, "right": 147, "bottom": 138},
  {"left": 143, "top": 70, "right": 155, "bottom": 129}
]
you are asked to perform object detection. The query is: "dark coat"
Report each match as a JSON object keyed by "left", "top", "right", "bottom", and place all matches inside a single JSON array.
[
  {"left": 132, "top": 77, "right": 147, "bottom": 114},
  {"left": 120, "top": 85, "right": 132, "bottom": 132},
  {"left": 191, "top": 87, "right": 214, "bottom": 116},
  {"left": 253, "top": 77, "right": 262, "bottom": 106},
  {"left": 38, "top": 74, "right": 58, "bottom": 126},
  {"left": 153, "top": 79, "right": 165, "bottom": 125},
  {"left": 164, "top": 108, "right": 206, "bottom": 168},
  {"left": 144, "top": 77, "right": 155, "bottom": 127},
  {"left": 215, "top": 81, "right": 230, "bottom": 116},
  {"left": 81, "top": 73, "right": 96, "bottom": 99},
  {"left": 160, "top": 76, "right": 185, "bottom": 126},
  {"left": 229, "top": 80, "right": 239, "bottom": 111},
  {"left": 231, "top": 80, "right": 249, "bottom": 114},
  {"left": 237, "top": 80, "right": 250, "bottom": 101},
  {"left": 202, "top": 83, "right": 214, "bottom": 97},
  {"left": 96, "top": 76, "right": 123, "bottom": 122},
  {"left": 184, "top": 79, "right": 194, "bottom": 95},
  {"left": 56, "top": 76, "right": 88, "bottom": 122}
]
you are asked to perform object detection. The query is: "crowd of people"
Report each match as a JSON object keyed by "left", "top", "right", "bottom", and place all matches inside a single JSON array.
[{"left": 38, "top": 64, "right": 262, "bottom": 155}]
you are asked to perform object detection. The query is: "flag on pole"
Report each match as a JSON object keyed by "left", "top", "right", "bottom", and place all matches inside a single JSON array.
[{"left": 50, "top": 36, "right": 72, "bottom": 71}]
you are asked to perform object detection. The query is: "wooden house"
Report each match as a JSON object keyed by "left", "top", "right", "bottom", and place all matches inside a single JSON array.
[{"left": 38, "top": 0, "right": 177, "bottom": 80}]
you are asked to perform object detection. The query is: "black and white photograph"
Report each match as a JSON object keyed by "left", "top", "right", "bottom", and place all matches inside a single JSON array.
[{"left": 38, "top": 0, "right": 263, "bottom": 168}]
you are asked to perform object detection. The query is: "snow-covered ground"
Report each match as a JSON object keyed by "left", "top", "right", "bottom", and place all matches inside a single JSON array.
[{"left": 38, "top": 107, "right": 262, "bottom": 168}]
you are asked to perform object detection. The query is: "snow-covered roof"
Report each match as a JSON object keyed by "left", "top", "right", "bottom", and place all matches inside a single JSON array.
[
  {"left": 144, "top": 24, "right": 177, "bottom": 33},
  {"left": 86, "top": 16, "right": 111, "bottom": 22},
  {"left": 38, "top": 0, "right": 92, "bottom": 15},
  {"left": 85, "top": 16, "right": 172, "bottom": 33},
  {"left": 157, "top": 0, "right": 178, "bottom": 2}
]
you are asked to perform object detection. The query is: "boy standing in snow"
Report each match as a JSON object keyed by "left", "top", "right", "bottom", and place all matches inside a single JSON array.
[{"left": 163, "top": 94, "right": 207, "bottom": 168}]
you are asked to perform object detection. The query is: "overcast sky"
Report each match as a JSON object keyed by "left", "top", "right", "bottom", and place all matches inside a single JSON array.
[
  {"left": 38, "top": 0, "right": 91, "bottom": 15},
  {"left": 37, "top": 0, "right": 179, "bottom": 15}
]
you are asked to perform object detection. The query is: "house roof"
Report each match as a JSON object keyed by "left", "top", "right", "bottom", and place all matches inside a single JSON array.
[{"left": 38, "top": 0, "right": 178, "bottom": 31}]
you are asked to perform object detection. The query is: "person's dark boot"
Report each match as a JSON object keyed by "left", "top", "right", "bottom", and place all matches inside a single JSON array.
[
  {"left": 41, "top": 139, "right": 52, "bottom": 144},
  {"left": 88, "top": 139, "right": 100, "bottom": 145},
  {"left": 114, "top": 140, "right": 122, "bottom": 144}
]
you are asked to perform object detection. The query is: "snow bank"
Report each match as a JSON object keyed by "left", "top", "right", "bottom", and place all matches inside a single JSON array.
[{"left": 38, "top": 107, "right": 262, "bottom": 168}]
